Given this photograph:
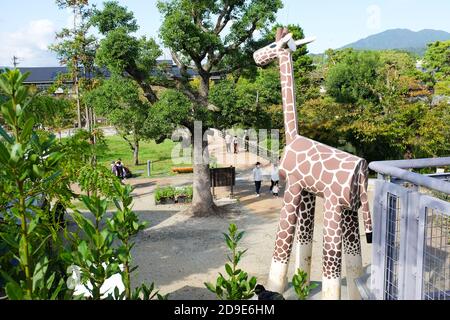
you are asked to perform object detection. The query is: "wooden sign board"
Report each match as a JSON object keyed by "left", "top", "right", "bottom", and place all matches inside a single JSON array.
[{"left": 210, "top": 166, "right": 236, "bottom": 198}]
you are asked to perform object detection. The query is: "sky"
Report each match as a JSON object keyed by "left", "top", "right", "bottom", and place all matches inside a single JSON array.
[{"left": 1, "top": 0, "right": 450, "bottom": 67}]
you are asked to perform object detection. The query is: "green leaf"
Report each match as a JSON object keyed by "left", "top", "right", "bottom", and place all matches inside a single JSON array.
[
  {"left": 225, "top": 263, "right": 233, "bottom": 277},
  {"left": 0, "top": 141, "right": 10, "bottom": 163},
  {"left": 5, "top": 282, "right": 24, "bottom": 300},
  {"left": 204, "top": 282, "right": 216, "bottom": 293},
  {"left": 0, "top": 125, "right": 13, "bottom": 144},
  {"left": 20, "top": 117, "right": 34, "bottom": 141}
]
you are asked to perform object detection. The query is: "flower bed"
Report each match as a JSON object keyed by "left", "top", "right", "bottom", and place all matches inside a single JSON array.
[{"left": 155, "top": 185, "right": 193, "bottom": 205}]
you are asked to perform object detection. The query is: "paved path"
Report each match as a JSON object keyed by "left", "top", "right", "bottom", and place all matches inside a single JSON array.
[{"left": 124, "top": 131, "right": 375, "bottom": 300}]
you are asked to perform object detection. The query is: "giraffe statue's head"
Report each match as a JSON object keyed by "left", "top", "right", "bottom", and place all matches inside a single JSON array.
[{"left": 253, "top": 27, "right": 316, "bottom": 66}]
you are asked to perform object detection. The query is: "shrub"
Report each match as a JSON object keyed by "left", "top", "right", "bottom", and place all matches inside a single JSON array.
[
  {"left": 174, "top": 186, "right": 193, "bottom": 201},
  {"left": 292, "top": 269, "right": 317, "bottom": 300},
  {"left": 154, "top": 186, "right": 175, "bottom": 203},
  {"left": 204, "top": 224, "right": 257, "bottom": 300}
]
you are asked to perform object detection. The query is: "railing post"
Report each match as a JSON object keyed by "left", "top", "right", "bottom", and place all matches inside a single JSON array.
[
  {"left": 147, "top": 160, "right": 151, "bottom": 177},
  {"left": 402, "top": 190, "right": 420, "bottom": 299},
  {"left": 371, "top": 179, "right": 386, "bottom": 300}
]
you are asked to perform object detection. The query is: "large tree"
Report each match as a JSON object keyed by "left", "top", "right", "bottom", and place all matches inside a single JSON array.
[
  {"left": 50, "top": 0, "right": 97, "bottom": 130},
  {"left": 157, "top": 0, "right": 283, "bottom": 215},
  {"left": 84, "top": 76, "right": 151, "bottom": 165},
  {"left": 92, "top": 1, "right": 162, "bottom": 104}
]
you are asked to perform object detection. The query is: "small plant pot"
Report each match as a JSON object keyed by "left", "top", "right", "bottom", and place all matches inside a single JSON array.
[
  {"left": 176, "top": 196, "right": 191, "bottom": 204},
  {"left": 157, "top": 197, "right": 175, "bottom": 205}
]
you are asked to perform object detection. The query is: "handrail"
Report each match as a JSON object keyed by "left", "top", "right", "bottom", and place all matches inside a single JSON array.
[{"left": 369, "top": 157, "right": 450, "bottom": 195}]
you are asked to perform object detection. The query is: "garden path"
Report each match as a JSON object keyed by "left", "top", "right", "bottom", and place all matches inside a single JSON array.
[{"left": 126, "top": 132, "right": 374, "bottom": 300}]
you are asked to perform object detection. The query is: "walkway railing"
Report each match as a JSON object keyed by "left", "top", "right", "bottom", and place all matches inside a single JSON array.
[
  {"left": 216, "top": 130, "right": 280, "bottom": 163},
  {"left": 364, "top": 157, "right": 450, "bottom": 300}
]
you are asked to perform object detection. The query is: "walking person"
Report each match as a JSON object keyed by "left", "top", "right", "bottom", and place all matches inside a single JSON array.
[
  {"left": 270, "top": 162, "right": 280, "bottom": 192},
  {"left": 253, "top": 162, "right": 263, "bottom": 197},
  {"left": 244, "top": 130, "right": 250, "bottom": 152},
  {"left": 233, "top": 136, "right": 239, "bottom": 154},
  {"left": 225, "top": 133, "right": 232, "bottom": 153},
  {"left": 272, "top": 182, "right": 279, "bottom": 197}
]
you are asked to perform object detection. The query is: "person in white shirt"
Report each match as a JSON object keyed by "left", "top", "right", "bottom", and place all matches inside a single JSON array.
[
  {"left": 253, "top": 162, "right": 263, "bottom": 196},
  {"left": 272, "top": 182, "right": 279, "bottom": 197},
  {"left": 270, "top": 163, "right": 280, "bottom": 192},
  {"left": 225, "top": 133, "right": 232, "bottom": 153}
]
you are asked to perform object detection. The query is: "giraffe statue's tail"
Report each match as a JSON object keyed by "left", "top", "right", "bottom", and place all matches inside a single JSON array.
[{"left": 358, "top": 160, "right": 373, "bottom": 244}]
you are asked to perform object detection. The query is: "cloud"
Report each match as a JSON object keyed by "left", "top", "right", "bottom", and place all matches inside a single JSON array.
[
  {"left": 0, "top": 19, "right": 59, "bottom": 67},
  {"left": 366, "top": 4, "right": 382, "bottom": 30}
]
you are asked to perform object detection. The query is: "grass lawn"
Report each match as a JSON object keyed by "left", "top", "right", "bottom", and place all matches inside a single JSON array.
[{"left": 97, "top": 135, "right": 192, "bottom": 177}]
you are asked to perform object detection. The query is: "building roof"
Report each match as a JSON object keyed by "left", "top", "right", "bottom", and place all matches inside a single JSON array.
[
  {"left": 11, "top": 60, "right": 203, "bottom": 85},
  {"left": 19, "top": 67, "right": 68, "bottom": 84}
]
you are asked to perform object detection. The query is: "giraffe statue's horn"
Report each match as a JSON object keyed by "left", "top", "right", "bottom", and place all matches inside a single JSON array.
[{"left": 295, "top": 36, "right": 316, "bottom": 47}]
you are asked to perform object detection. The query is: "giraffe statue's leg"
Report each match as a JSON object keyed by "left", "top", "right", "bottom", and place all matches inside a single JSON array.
[
  {"left": 295, "top": 190, "right": 316, "bottom": 284},
  {"left": 321, "top": 200, "right": 343, "bottom": 300},
  {"left": 266, "top": 179, "right": 302, "bottom": 293},
  {"left": 342, "top": 209, "right": 363, "bottom": 300}
]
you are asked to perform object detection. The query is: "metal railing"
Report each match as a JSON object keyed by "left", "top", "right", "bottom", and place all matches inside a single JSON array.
[
  {"left": 366, "top": 157, "right": 450, "bottom": 300},
  {"left": 216, "top": 129, "right": 280, "bottom": 162}
]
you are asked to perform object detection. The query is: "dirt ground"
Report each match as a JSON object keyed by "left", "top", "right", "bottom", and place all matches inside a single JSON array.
[{"left": 126, "top": 131, "right": 374, "bottom": 300}]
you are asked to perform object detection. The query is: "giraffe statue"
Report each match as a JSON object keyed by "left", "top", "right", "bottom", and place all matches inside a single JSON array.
[{"left": 253, "top": 28, "right": 373, "bottom": 300}]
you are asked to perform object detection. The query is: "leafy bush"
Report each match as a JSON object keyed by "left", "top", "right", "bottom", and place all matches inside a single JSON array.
[
  {"left": 154, "top": 186, "right": 175, "bottom": 203},
  {"left": 0, "top": 69, "right": 164, "bottom": 300},
  {"left": 292, "top": 269, "right": 317, "bottom": 300},
  {"left": 174, "top": 186, "right": 193, "bottom": 201},
  {"left": 204, "top": 224, "right": 257, "bottom": 300},
  {"left": 0, "top": 69, "right": 72, "bottom": 299}
]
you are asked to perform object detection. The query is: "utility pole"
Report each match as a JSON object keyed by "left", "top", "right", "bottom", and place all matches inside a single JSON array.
[{"left": 12, "top": 56, "right": 19, "bottom": 68}]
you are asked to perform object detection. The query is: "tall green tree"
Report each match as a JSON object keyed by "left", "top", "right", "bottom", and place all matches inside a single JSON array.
[
  {"left": 29, "top": 95, "right": 75, "bottom": 141},
  {"left": 84, "top": 76, "right": 151, "bottom": 165},
  {"left": 424, "top": 40, "right": 450, "bottom": 81},
  {"left": 92, "top": 1, "right": 161, "bottom": 104},
  {"left": 424, "top": 40, "right": 450, "bottom": 96},
  {"left": 50, "top": 0, "right": 97, "bottom": 130},
  {"left": 157, "top": 0, "right": 283, "bottom": 215}
]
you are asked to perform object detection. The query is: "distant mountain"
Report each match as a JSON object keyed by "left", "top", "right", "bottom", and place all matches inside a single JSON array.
[{"left": 341, "top": 28, "right": 450, "bottom": 55}]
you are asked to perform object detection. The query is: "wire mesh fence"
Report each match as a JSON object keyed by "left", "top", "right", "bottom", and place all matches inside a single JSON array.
[{"left": 368, "top": 158, "right": 450, "bottom": 300}]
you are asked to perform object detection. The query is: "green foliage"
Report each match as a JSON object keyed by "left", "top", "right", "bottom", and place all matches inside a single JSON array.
[
  {"left": 0, "top": 69, "right": 72, "bottom": 299},
  {"left": 65, "top": 195, "right": 118, "bottom": 299},
  {"left": 326, "top": 50, "right": 381, "bottom": 104},
  {"left": 107, "top": 181, "right": 146, "bottom": 298},
  {"left": 77, "top": 165, "right": 118, "bottom": 197},
  {"left": 29, "top": 95, "right": 75, "bottom": 135},
  {"left": 0, "top": 69, "right": 163, "bottom": 300},
  {"left": 91, "top": 1, "right": 138, "bottom": 34},
  {"left": 93, "top": 2, "right": 161, "bottom": 97},
  {"left": 84, "top": 75, "right": 152, "bottom": 164},
  {"left": 154, "top": 186, "right": 175, "bottom": 203},
  {"left": 424, "top": 40, "right": 450, "bottom": 80},
  {"left": 144, "top": 89, "right": 192, "bottom": 142},
  {"left": 174, "top": 186, "right": 193, "bottom": 201},
  {"left": 292, "top": 269, "right": 317, "bottom": 300},
  {"left": 205, "top": 224, "right": 257, "bottom": 300}
]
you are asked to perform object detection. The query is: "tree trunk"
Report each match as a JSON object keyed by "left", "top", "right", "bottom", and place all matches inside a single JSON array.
[
  {"left": 188, "top": 138, "right": 219, "bottom": 216},
  {"left": 186, "top": 75, "right": 221, "bottom": 216},
  {"left": 133, "top": 137, "right": 139, "bottom": 166},
  {"left": 75, "top": 81, "right": 82, "bottom": 129},
  {"left": 85, "top": 105, "right": 91, "bottom": 132}
]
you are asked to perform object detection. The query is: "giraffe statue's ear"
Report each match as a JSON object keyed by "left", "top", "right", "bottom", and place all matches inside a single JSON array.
[{"left": 275, "top": 27, "right": 283, "bottom": 42}]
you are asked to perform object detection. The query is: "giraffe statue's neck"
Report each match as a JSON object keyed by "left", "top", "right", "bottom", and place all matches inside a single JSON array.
[{"left": 279, "top": 51, "right": 298, "bottom": 145}]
